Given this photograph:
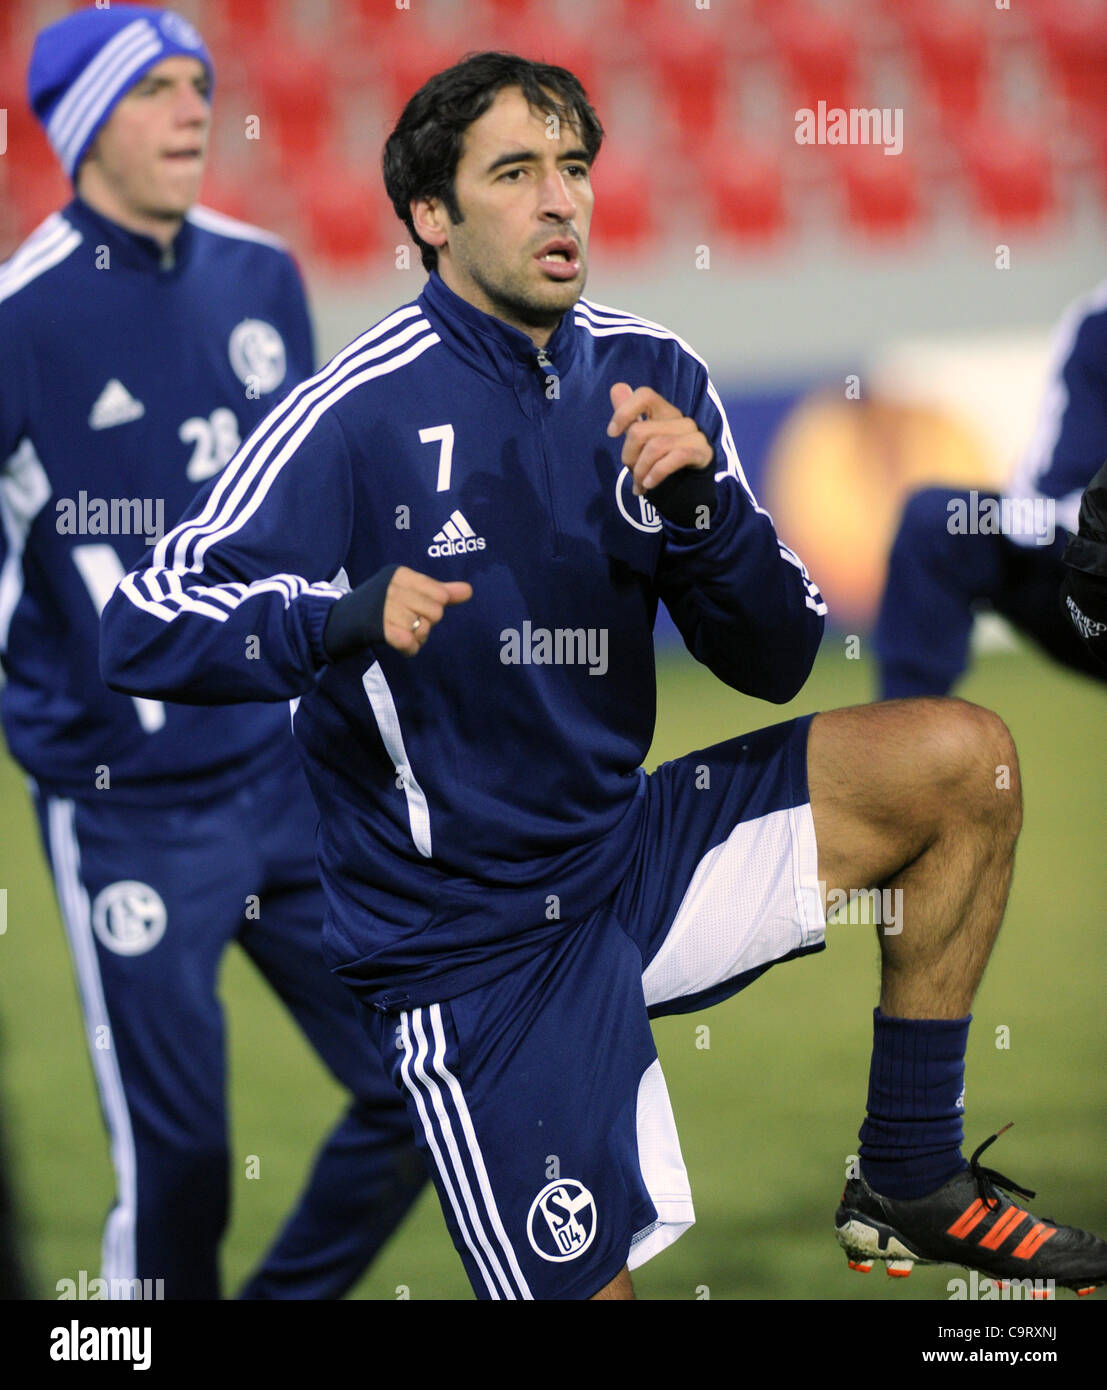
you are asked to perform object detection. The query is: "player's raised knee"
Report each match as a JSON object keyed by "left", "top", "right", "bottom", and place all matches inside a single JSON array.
[{"left": 925, "top": 699, "right": 1022, "bottom": 834}]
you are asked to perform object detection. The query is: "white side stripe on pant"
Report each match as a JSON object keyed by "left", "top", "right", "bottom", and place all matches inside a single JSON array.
[
  {"left": 47, "top": 798, "right": 138, "bottom": 1293},
  {"left": 399, "top": 1006, "right": 532, "bottom": 1299}
]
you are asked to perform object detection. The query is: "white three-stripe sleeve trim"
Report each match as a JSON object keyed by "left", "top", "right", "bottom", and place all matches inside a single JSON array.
[
  {"left": 0, "top": 220, "right": 83, "bottom": 307},
  {"left": 575, "top": 300, "right": 826, "bottom": 614},
  {"left": 159, "top": 308, "right": 430, "bottom": 571},
  {"left": 398, "top": 1012, "right": 500, "bottom": 1297},
  {"left": 361, "top": 661, "right": 431, "bottom": 857},
  {"left": 573, "top": 308, "right": 767, "bottom": 515},
  {"left": 777, "top": 546, "right": 828, "bottom": 614},
  {"left": 117, "top": 567, "right": 345, "bottom": 626},
  {"left": 47, "top": 798, "right": 138, "bottom": 1289},
  {"left": 190, "top": 326, "right": 437, "bottom": 568}
]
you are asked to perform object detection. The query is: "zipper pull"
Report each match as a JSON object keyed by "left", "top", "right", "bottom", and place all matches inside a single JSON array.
[{"left": 535, "top": 346, "right": 552, "bottom": 371}]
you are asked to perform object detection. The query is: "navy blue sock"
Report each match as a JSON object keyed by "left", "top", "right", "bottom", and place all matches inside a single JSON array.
[{"left": 858, "top": 1009, "right": 971, "bottom": 1200}]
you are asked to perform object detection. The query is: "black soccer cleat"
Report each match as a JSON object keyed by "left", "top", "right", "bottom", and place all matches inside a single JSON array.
[{"left": 835, "top": 1125, "right": 1107, "bottom": 1296}]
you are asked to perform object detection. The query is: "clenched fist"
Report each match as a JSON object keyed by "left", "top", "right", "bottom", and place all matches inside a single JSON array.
[{"left": 323, "top": 564, "right": 472, "bottom": 661}]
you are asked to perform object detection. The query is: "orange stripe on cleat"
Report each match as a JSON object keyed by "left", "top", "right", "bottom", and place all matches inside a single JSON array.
[
  {"left": 886, "top": 1260, "right": 913, "bottom": 1277},
  {"left": 978, "top": 1205, "right": 1030, "bottom": 1251},
  {"left": 1077, "top": 1286, "right": 1097, "bottom": 1297},
  {"left": 947, "top": 1198, "right": 989, "bottom": 1239},
  {"left": 1011, "top": 1223, "right": 1058, "bottom": 1260},
  {"left": 848, "top": 1259, "right": 872, "bottom": 1273}
]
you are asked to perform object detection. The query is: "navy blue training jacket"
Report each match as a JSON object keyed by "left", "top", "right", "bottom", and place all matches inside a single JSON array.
[
  {"left": 0, "top": 197, "right": 313, "bottom": 803},
  {"left": 102, "top": 271, "right": 826, "bottom": 1007}
]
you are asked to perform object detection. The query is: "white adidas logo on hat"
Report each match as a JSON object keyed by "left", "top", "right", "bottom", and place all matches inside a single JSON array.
[
  {"left": 427, "top": 509, "right": 486, "bottom": 558},
  {"left": 89, "top": 379, "right": 146, "bottom": 431}
]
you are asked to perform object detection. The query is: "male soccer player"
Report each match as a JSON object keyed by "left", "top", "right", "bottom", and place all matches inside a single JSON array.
[
  {"left": 875, "top": 281, "right": 1107, "bottom": 698},
  {"left": 102, "top": 52, "right": 1107, "bottom": 1300},
  {"left": 0, "top": 5, "right": 424, "bottom": 1298}
]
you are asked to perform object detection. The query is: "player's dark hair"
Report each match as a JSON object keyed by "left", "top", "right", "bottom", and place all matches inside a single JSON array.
[{"left": 383, "top": 51, "right": 604, "bottom": 273}]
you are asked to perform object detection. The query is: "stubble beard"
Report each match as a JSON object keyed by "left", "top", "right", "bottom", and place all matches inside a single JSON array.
[{"left": 468, "top": 251, "right": 587, "bottom": 333}]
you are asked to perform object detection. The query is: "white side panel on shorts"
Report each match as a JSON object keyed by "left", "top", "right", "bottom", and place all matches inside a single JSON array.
[
  {"left": 642, "top": 804, "right": 825, "bottom": 1009},
  {"left": 628, "top": 1058, "right": 695, "bottom": 1271},
  {"left": 47, "top": 797, "right": 138, "bottom": 1293}
]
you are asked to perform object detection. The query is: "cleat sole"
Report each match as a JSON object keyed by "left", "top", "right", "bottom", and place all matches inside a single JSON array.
[
  {"left": 1077, "top": 1286, "right": 1097, "bottom": 1297},
  {"left": 847, "top": 1258, "right": 873, "bottom": 1273},
  {"left": 836, "top": 1214, "right": 931, "bottom": 1266},
  {"left": 886, "top": 1259, "right": 913, "bottom": 1277}
]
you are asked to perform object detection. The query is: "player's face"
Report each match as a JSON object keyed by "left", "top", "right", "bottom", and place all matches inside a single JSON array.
[
  {"left": 77, "top": 56, "right": 211, "bottom": 243},
  {"left": 431, "top": 86, "right": 594, "bottom": 340}
]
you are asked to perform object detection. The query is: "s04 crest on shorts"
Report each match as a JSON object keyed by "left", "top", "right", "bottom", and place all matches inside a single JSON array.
[
  {"left": 91, "top": 880, "right": 167, "bottom": 956},
  {"left": 526, "top": 1179, "right": 597, "bottom": 1262}
]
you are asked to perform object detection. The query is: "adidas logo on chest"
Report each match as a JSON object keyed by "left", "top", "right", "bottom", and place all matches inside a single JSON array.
[
  {"left": 89, "top": 379, "right": 145, "bottom": 430},
  {"left": 427, "top": 509, "right": 486, "bottom": 558}
]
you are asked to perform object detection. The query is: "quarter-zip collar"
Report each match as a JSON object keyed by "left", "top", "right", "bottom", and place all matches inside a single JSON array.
[
  {"left": 419, "top": 270, "right": 579, "bottom": 386},
  {"left": 64, "top": 196, "right": 196, "bottom": 275}
]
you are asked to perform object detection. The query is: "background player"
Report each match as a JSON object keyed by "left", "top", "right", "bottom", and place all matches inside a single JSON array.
[
  {"left": 1062, "top": 459, "right": 1107, "bottom": 668},
  {"left": 100, "top": 52, "right": 1107, "bottom": 1300},
  {"left": 0, "top": 4, "right": 425, "bottom": 1298},
  {"left": 875, "top": 280, "right": 1107, "bottom": 699}
]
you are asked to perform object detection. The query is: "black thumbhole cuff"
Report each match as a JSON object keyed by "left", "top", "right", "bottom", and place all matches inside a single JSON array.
[
  {"left": 647, "top": 467, "right": 718, "bottom": 528},
  {"left": 322, "top": 564, "right": 399, "bottom": 661}
]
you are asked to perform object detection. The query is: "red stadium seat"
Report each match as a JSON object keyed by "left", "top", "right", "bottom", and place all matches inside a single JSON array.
[
  {"left": 957, "top": 122, "right": 1055, "bottom": 228},
  {"left": 587, "top": 155, "right": 657, "bottom": 257},
  {"left": 346, "top": 0, "right": 425, "bottom": 43},
  {"left": 767, "top": 5, "right": 858, "bottom": 114},
  {"left": 301, "top": 163, "right": 388, "bottom": 271},
  {"left": 838, "top": 144, "right": 922, "bottom": 240},
  {"left": 216, "top": 0, "right": 289, "bottom": 42},
  {"left": 243, "top": 43, "right": 333, "bottom": 174},
  {"left": 469, "top": 17, "right": 602, "bottom": 108},
  {"left": 1032, "top": 0, "right": 1107, "bottom": 124},
  {"left": 482, "top": 0, "right": 543, "bottom": 21},
  {"left": 375, "top": 27, "right": 466, "bottom": 124},
  {"left": 698, "top": 137, "right": 787, "bottom": 244},
  {"left": 643, "top": 16, "right": 727, "bottom": 150},
  {"left": 898, "top": 6, "right": 990, "bottom": 126}
]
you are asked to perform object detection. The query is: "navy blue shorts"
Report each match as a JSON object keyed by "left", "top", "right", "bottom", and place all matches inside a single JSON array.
[{"left": 374, "top": 715, "right": 825, "bottom": 1299}]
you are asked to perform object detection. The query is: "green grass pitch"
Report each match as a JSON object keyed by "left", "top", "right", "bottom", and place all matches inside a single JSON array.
[{"left": 1, "top": 643, "right": 1104, "bottom": 1300}]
